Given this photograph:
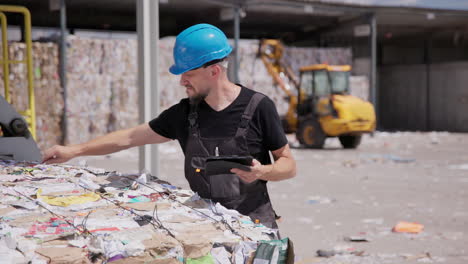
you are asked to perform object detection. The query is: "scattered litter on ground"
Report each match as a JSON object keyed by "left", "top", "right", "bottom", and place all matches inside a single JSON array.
[
  {"left": 361, "top": 218, "right": 384, "bottom": 225},
  {"left": 448, "top": 164, "right": 468, "bottom": 170},
  {"left": 307, "top": 196, "right": 336, "bottom": 205},
  {"left": 344, "top": 235, "right": 370, "bottom": 242},
  {"left": 404, "top": 252, "right": 432, "bottom": 261},
  {"left": 316, "top": 245, "right": 364, "bottom": 258},
  {"left": 342, "top": 153, "right": 416, "bottom": 168},
  {"left": 392, "top": 221, "right": 424, "bottom": 234}
]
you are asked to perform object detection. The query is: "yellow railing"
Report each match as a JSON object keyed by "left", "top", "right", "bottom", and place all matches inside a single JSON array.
[
  {"left": 0, "top": 5, "right": 36, "bottom": 139},
  {"left": 0, "top": 12, "right": 9, "bottom": 103}
]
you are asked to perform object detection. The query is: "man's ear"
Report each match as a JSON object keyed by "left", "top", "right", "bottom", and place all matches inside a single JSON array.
[{"left": 210, "top": 65, "right": 221, "bottom": 77}]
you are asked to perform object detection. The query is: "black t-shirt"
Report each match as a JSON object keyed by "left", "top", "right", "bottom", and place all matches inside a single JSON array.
[{"left": 148, "top": 85, "right": 288, "bottom": 165}]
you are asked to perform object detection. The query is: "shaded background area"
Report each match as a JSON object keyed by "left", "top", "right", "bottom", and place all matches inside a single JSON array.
[{"left": 2, "top": 0, "right": 468, "bottom": 132}]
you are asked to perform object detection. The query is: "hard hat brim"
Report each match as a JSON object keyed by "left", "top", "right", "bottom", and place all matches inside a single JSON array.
[{"left": 169, "top": 64, "right": 186, "bottom": 75}]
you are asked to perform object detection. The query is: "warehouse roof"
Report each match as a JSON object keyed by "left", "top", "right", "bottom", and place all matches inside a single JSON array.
[{"left": 0, "top": 0, "right": 468, "bottom": 41}]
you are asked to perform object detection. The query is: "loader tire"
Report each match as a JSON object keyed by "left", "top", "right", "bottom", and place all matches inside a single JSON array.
[
  {"left": 296, "top": 118, "right": 325, "bottom": 149},
  {"left": 339, "top": 135, "right": 362, "bottom": 149}
]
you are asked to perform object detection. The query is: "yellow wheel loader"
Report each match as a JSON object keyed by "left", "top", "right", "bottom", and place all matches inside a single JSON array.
[{"left": 259, "top": 39, "right": 376, "bottom": 149}]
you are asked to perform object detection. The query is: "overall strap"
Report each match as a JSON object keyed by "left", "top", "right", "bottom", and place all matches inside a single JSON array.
[
  {"left": 188, "top": 103, "right": 199, "bottom": 137},
  {"left": 235, "top": 93, "right": 265, "bottom": 137}
]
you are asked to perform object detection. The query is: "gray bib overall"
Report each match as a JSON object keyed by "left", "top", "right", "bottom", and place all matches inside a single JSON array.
[{"left": 184, "top": 93, "right": 278, "bottom": 228}]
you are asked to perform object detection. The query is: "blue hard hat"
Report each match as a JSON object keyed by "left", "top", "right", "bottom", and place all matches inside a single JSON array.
[{"left": 169, "top": 23, "right": 232, "bottom": 75}]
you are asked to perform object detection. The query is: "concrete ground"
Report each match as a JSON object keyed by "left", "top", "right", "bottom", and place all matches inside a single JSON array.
[{"left": 71, "top": 132, "right": 468, "bottom": 264}]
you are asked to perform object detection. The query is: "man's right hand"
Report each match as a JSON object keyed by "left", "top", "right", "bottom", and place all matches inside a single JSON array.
[{"left": 42, "top": 145, "right": 79, "bottom": 164}]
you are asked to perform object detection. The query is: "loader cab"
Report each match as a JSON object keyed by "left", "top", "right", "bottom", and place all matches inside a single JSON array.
[
  {"left": 327, "top": 65, "right": 351, "bottom": 95},
  {"left": 297, "top": 64, "right": 351, "bottom": 117}
]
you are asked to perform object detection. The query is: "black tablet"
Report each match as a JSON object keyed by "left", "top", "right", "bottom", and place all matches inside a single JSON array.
[{"left": 205, "top": 155, "right": 253, "bottom": 175}]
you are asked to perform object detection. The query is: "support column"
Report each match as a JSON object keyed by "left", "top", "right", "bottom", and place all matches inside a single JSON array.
[
  {"left": 59, "top": 0, "right": 67, "bottom": 144},
  {"left": 233, "top": 6, "right": 240, "bottom": 83},
  {"left": 424, "top": 35, "right": 432, "bottom": 131},
  {"left": 369, "top": 13, "right": 378, "bottom": 127},
  {"left": 137, "top": 0, "right": 159, "bottom": 177}
]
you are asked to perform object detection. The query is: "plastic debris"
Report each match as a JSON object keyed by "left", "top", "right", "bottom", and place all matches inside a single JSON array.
[
  {"left": 392, "top": 221, "right": 424, "bottom": 234},
  {"left": 307, "top": 196, "right": 336, "bottom": 204},
  {"left": 344, "top": 236, "right": 370, "bottom": 242}
]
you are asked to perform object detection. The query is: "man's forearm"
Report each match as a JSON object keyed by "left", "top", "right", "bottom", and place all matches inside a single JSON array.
[
  {"left": 43, "top": 123, "right": 170, "bottom": 164},
  {"left": 260, "top": 157, "right": 296, "bottom": 181},
  {"left": 72, "top": 129, "right": 134, "bottom": 157}
]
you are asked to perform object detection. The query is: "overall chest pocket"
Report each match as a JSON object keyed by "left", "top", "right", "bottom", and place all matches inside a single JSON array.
[
  {"left": 208, "top": 173, "right": 241, "bottom": 199},
  {"left": 189, "top": 156, "right": 242, "bottom": 199}
]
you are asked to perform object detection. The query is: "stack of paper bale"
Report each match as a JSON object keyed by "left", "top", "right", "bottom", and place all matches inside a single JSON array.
[
  {"left": 66, "top": 37, "right": 141, "bottom": 143},
  {"left": 66, "top": 36, "right": 112, "bottom": 144},
  {"left": 0, "top": 42, "right": 63, "bottom": 150},
  {"left": 349, "top": 75, "right": 370, "bottom": 100},
  {"left": 235, "top": 39, "right": 290, "bottom": 116},
  {"left": 2, "top": 35, "right": 366, "bottom": 150},
  {"left": 0, "top": 160, "right": 292, "bottom": 263},
  {"left": 32, "top": 42, "right": 64, "bottom": 150},
  {"left": 158, "top": 37, "right": 188, "bottom": 111},
  {"left": 283, "top": 46, "right": 353, "bottom": 75},
  {"left": 102, "top": 39, "right": 139, "bottom": 131}
]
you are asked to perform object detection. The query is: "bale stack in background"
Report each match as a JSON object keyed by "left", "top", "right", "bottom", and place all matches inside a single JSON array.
[
  {"left": 66, "top": 36, "right": 111, "bottom": 145},
  {"left": 0, "top": 42, "right": 63, "bottom": 150},
  {"left": 349, "top": 75, "right": 370, "bottom": 100},
  {"left": 66, "top": 37, "right": 140, "bottom": 144},
  {"left": 31, "top": 42, "right": 63, "bottom": 149},
  {"left": 283, "top": 46, "right": 353, "bottom": 75},
  {"left": 1, "top": 35, "right": 368, "bottom": 150},
  {"left": 234, "top": 39, "right": 287, "bottom": 115},
  {"left": 158, "top": 37, "right": 186, "bottom": 111},
  {"left": 102, "top": 39, "right": 139, "bottom": 131}
]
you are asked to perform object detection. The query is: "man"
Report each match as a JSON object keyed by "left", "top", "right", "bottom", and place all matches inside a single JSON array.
[{"left": 43, "top": 24, "right": 296, "bottom": 229}]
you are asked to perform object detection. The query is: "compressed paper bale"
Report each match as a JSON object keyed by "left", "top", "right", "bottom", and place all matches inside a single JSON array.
[
  {"left": 8, "top": 78, "right": 28, "bottom": 112},
  {"left": 0, "top": 42, "right": 63, "bottom": 149},
  {"left": 158, "top": 37, "right": 186, "bottom": 111},
  {"left": 122, "top": 202, "right": 171, "bottom": 211},
  {"left": 110, "top": 254, "right": 182, "bottom": 264},
  {"left": 66, "top": 36, "right": 104, "bottom": 75},
  {"left": 66, "top": 73, "right": 111, "bottom": 144},
  {"left": 32, "top": 42, "right": 63, "bottom": 149},
  {"left": 66, "top": 116, "right": 89, "bottom": 144},
  {"left": 108, "top": 74, "right": 139, "bottom": 131},
  {"left": 283, "top": 46, "right": 352, "bottom": 75},
  {"left": 0, "top": 161, "right": 278, "bottom": 262},
  {"left": 349, "top": 75, "right": 369, "bottom": 100},
  {"left": 234, "top": 39, "right": 288, "bottom": 116},
  {"left": 35, "top": 247, "right": 91, "bottom": 264},
  {"left": 101, "top": 39, "right": 137, "bottom": 76},
  {"left": 79, "top": 38, "right": 140, "bottom": 134},
  {"left": 183, "top": 241, "right": 213, "bottom": 259},
  {"left": 142, "top": 232, "right": 182, "bottom": 255}
]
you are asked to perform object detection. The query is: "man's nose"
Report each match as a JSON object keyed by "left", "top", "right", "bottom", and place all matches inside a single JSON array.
[{"left": 180, "top": 75, "right": 188, "bottom": 86}]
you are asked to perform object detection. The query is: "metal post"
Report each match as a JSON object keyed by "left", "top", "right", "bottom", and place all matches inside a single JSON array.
[
  {"left": 233, "top": 6, "right": 240, "bottom": 83},
  {"left": 59, "top": 0, "right": 67, "bottom": 144},
  {"left": 137, "top": 0, "right": 159, "bottom": 177},
  {"left": 369, "top": 13, "right": 377, "bottom": 126},
  {"left": 424, "top": 35, "right": 432, "bottom": 131}
]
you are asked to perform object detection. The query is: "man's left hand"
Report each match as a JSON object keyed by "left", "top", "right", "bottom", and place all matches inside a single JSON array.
[{"left": 231, "top": 159, "right": 271, "bottom": 183}]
